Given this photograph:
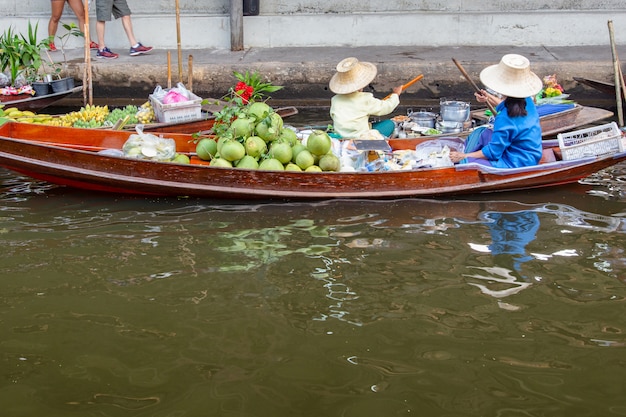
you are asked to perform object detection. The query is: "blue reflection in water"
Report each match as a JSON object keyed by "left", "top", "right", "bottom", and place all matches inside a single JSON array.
[{"left": 485, "top": 210, "right": 540, "bottom": 274}]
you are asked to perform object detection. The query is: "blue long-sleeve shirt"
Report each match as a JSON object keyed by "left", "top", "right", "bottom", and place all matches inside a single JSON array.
[{"left": 481, "top": 97, "right": 543, "bottom": 168}]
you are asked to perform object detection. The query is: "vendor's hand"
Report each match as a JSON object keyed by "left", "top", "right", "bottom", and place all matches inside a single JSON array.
[
  {"left": 392, "top": 85, "right": 403, "bottom": 96},
  {"left": 475, "top": 89, "right": 502, "bottom": 107},
  {"left": 449, "top": 151, "right": 465, "bottom": 164}
]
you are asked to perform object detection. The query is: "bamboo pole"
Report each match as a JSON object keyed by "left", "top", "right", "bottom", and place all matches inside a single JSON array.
[
  {"left": 83, "top": 0, "right": 93, "bottom": 105},
  {"left": 167, "top": 51, "right": 172, "bottom": 89},
  {"left": 608, "top": 20, "right": 624, "bottom": 127},
  {"left": 175, "top": 0, "right": 183, "bottom": 82},
  {"left": 452, "top": 58, "right": 497, "bottom": 115},
  {"left": 188, "top": 54, "right": 193, "bottom": 91}
]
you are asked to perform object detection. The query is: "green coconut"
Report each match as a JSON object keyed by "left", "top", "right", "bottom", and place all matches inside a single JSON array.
[
  {"left": 230, "top": 117, "right": 255, "bottom": 138},
  {"left": 255, "top": 112, "right": 284, "bottom": 142},
  {"left": 245, "top": 135, "right": 268, "bottom": 159},
  {"left": 258, "top": 158, "right": 285, "bottom": 171},
  {"left": 284, "top": 163, "right": 303, "bottom": 171},
  {"left": 236, "top": 155, "right": 259, "bottom": 170},
  {"left": 195, "top": 138, "right": 217, "bottom": 161},
  {"left": 305, "top": 165, "right": 323, "bottom": 172},
  {"left": 172, "top": 153, "right": 191, "bottom": 164},
  {"left": 220, "top": 140, "right": 246, "bottom": 162},
  {"left": 247, "top": 102, "right": 272, "bottom": 121},
  {"left": 210, "top": 157, "right": 232, "bottom": 168},
  {"left": 269, "top": 141, "right": 293, "bottom": 164},
  {"left": 278, "top": 128, "right": 299, "bottom": 146},
  {"left": 290, "top": 142, "right": 307, "bottom": 163},
  {"left": 295, "top": 149, "right": 315, "bottom": 170},
  {"left": 306, "top": 130, "right": 332, "bottom": 156},
  {"left": 318, "top": 153, "right": 341, "bottom": 172}
]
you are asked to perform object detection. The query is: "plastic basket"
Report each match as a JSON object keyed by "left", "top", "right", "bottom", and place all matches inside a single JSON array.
[
  {"left": 149, "top": 92, "right": 202, "bottom": 123},
  {"left": 557, "top": 122, "right": 624, "bottom": 161}
]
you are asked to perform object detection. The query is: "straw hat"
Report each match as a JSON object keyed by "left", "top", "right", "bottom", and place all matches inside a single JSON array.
[
  {"left": 329, "top": 57, "right": 378, "bottom": 94},
  {"left": 479, "top": 54, "right": 543, "bottom": 98}
]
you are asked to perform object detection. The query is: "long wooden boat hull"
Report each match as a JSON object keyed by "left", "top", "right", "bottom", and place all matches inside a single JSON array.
[
  {"left": 0, "top": 122, "right": 624, "bottom": 200},
  {"left": 574, "top": 77, "right": 617, "bottom": 95},
  {"left": 136, "top": 106, "right": 299, "bottom": 134},
  {"left": 0, "top": 86, "right": 82, "bottom": 112}
]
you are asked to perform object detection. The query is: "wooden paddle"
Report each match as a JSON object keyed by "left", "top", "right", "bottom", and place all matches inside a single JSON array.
[
  {"left": 451, "top": 58, "right": 497, "bottom": 115},
  {"left": 383, "top": 74, "right": 424, "bottom": 100},
  {"left": 608, "top": 20, "right": 624, "bottom": 127}
]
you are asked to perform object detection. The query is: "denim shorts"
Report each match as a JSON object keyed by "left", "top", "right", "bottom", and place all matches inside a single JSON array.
[{"left": 96, "top": 0, "right": 132, "bottom": 21}]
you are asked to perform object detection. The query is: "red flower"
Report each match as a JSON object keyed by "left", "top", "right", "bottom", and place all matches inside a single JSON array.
[{"left": 234, "top": 81, "right": 255, "bottom": 103}]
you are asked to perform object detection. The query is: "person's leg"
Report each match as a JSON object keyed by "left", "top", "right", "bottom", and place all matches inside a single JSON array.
[
  {"left": 48, "top": 0, "right": 65, "bottom": 38},
  {"left": 66, "top": 0, "right": 86, "bottom": 35},
  {"left": 372, "top": 119, "right": 395, "bottom": 137},
  {"left": 95, "top": 0, "right": 114, "bottom": 49},
  {"left": 120, "top": 15, "right": 138, "bottom": 47}
]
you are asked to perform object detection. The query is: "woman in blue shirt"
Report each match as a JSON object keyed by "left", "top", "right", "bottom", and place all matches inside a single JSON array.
[{"left": 449, "top": 54, "right": 543, "bottom": 168}]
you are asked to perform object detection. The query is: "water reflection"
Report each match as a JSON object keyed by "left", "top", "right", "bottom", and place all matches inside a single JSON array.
[{"left": 2, "top": 168, "right": 626, "bottom": 416}]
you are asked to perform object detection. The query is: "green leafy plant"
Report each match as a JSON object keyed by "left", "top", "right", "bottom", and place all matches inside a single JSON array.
[
  {"left": 42, "top": 22, "right": 83, "bottom": 80},
  {"left": 212, "top": 71, "right": 283, "bottom": 137},
  {"left": 0, "top": 21, "right": 49, "bottom": 85}
]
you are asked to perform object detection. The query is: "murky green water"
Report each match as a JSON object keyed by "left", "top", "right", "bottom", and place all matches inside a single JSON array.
[{"left": 2, "top": 156, "right": 626, "bottom": 416}]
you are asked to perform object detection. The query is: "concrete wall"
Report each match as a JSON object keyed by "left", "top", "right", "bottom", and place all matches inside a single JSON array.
[{"left": 2, "top": 0, "right": 625, "bottom": 50}]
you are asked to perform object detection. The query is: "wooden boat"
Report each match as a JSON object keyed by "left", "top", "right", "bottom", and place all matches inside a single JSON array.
[
  {"left": 130, "top": 106, "right": 299, "bottom": 134},
  {"left": 471, "top": 105, "right": 613, "bottom": 137},
  {"left": 0, "top": 86, "right": 82, "bottom": 112},
  {"left": 0, "top": 122, "right": 624, "bottom": 200},
  {"left": 574, "top": 77, "right": 617, "bottom": 95},
  {"left": 392, "top": 105, "right": 613, "bottom": 150}
]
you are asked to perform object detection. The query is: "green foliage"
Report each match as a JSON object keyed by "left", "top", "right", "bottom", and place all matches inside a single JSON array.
[
  {"left": 233, "top": 70, "right": 283, "bottom": 102},
  {"left": 0, "top": 21, "right": 49, "bottom": 85}
]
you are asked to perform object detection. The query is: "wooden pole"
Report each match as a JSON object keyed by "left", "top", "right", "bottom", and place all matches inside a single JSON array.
[
  {"left": 452, "top": 58, "right": 497, "bottom": 115},
  {"left": 230, "top": 0, "right": 244, "bottom": 51},
  {"left": 83, "top": 0, "right": 93, "bottom": 105},
  {"left": 175, "top": 0, "right": 183, "bottom": 82},
  {"left": 608, "top": 20, "right": 624, "bottom": 127},
  {"left": 167, "top": 51, "right": 172, "bottom": 89},
  {"left": 188, "top": 54, "right": 193, "bottom": 92},
  {"left": 383, "top": 74, "right": 424, "bottom": 100}
]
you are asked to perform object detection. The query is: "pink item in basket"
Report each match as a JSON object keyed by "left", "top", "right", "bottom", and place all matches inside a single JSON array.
[{"left": 162, "top": 90, "right": 189, "bottom": 104}]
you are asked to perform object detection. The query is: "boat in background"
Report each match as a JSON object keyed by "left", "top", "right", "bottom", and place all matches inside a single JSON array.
[
  {"left": 0, "top": 121, "right": 624, "bottom": 200},
  {"left": 0, "top": 86, "right": 82, "bottom": 112},
  {"left": 471, "top": 105, "right": 613, "bottom": 137},
  {"left": 132, "top": 106, "right": 298, "bottom": 134}
]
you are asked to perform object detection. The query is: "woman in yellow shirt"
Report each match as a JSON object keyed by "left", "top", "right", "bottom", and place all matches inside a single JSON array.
[{"left": 329, "top": 57, "right": 402, "bottom": 139}]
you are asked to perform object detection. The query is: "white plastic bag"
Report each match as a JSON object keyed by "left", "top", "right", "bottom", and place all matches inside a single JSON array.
[{"left": 122, "top": 125, "right": 176, "bottom": 161}]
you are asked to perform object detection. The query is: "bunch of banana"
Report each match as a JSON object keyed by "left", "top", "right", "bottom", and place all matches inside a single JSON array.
[
  {"left": 136, "top": 101, "right": 156, "bottom": 124},
  {"left": 0, "top": 107, "right": 55, "bottom": 124},
  {"left": 49, "top": 104, "right": 110, "bottom": 128}
]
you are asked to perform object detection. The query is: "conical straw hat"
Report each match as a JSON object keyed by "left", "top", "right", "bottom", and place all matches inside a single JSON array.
[
  {"left": 329, "top": 57, "right": 378, "bottom": 94},
  {"left": 479, "top": 54, "right": 543, "bottom": 98}
]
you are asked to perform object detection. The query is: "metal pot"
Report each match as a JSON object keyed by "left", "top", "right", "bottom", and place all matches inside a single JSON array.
[
  {"left": 440, "top": 100, "right": 470, "bottom": 122},
  {"left": 436, "top": 120, "right": 463, "bottom": 134},
  {"left": 408, "top": 110, "right": 437, "bottom": 128}
]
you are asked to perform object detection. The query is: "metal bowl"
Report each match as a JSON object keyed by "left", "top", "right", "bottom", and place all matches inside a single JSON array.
[{"left": 440, "top": 100, "right": 470, "bottom": 122}]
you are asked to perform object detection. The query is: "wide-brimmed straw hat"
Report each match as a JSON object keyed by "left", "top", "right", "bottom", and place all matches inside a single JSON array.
[
  {"left": 479, "top": 54, "right": 543, "bottom": 98},
  {"left": 329, "top": 57, "right": 378, "bottom": 94}
]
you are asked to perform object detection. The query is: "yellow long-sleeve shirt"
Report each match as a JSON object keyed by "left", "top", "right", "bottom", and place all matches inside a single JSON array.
[{"left": 330, "top": 91, "right": 400, "bottom": 138}]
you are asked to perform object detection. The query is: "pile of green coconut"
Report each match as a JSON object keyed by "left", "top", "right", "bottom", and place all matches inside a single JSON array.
[{"left": 196, "top": 102, "right": 340, "bottom": 172}]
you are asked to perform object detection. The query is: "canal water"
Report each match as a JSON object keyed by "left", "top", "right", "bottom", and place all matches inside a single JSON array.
[{"left": 1, "top": 107, "right": 626, "bottom": 416}]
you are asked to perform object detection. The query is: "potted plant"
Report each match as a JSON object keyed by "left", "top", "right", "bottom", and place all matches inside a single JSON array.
[
  {"left": 0, "top": 21, "right": 49, "bottom": 94},
  {"left": 44, "top": 22, "right": 83, "bottom": 92}
]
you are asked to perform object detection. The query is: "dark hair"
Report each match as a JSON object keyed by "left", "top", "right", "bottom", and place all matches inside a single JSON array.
[{"left": 504, "top": 97, "right": 527, "bottom": 118}]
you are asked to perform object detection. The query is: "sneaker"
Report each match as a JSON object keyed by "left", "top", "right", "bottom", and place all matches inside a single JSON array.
[
  {"left": 89, "top": 41, "right": 99, "bottom": 50},
  {"left": 49, "top": 42, "right": 58, "bottom": 52},
  {"left": 129, "top": 43, "right": 153, "bottom": 56},
  {"left": 97, "top": 47, "right": 119, "bottom": 59}
]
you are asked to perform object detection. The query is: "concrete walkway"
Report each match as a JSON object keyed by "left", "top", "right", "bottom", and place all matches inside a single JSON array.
[{"left": 60, "top": 44, "right": 625, "bottom": 107}]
